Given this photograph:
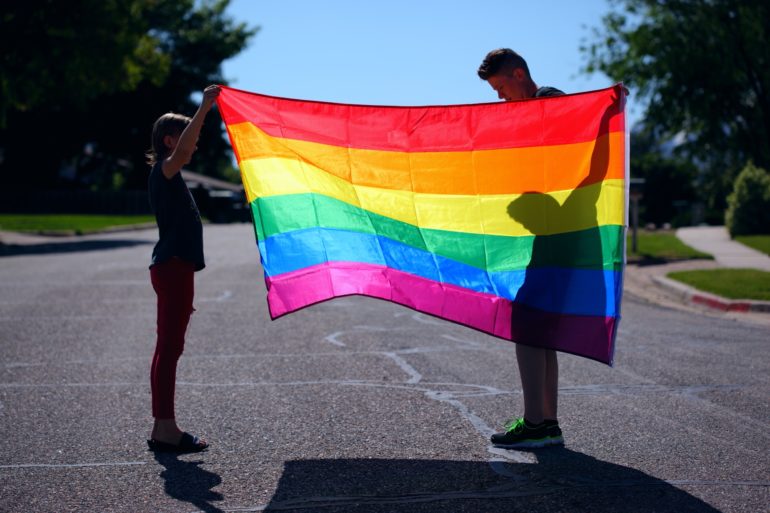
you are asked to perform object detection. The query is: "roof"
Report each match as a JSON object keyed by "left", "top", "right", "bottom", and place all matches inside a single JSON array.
[{"left": 181, "top": 170, "right": 243, "bottom": 193}]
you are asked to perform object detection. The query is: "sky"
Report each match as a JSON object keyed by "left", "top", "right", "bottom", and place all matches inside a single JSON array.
[{"left": 221, "top": 0, "right": 642, "bottom": 126}]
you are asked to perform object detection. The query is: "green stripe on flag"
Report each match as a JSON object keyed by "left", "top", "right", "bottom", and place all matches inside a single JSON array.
[{"left": 251, "top": 193, "right": 624, "bottom": 272}]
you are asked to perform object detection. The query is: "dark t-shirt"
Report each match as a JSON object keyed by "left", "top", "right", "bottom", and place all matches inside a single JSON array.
[
  {"left": 534, "top": 86, "right": 565, "bottom": 98},
  {"left": 148, "top": 162, "right": 205, "bottom": 271}
]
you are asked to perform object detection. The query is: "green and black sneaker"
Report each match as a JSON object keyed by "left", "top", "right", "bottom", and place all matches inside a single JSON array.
[
  {"left": 543, "top": 419, "right": 564, "bottom": 446},
  {"left": 491, "top": 417, "right": 563, "bottom": 448}
]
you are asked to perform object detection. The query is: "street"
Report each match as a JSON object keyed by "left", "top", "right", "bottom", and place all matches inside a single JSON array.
[{"left": 1, "top": 223, "right": 768, "bottom": 512}]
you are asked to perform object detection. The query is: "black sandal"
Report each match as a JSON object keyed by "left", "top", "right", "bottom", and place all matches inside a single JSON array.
[{"left": 147, "top": 432, "right": 209, "bottom": 453}]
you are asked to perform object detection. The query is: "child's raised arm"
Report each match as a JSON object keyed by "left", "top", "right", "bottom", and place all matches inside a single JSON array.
[{"left": 162, "top": 85, "right": 221, "bottom": 179}]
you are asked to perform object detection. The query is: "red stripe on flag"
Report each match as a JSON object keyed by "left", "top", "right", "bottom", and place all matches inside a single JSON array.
[{"left": 217, "top": 85, "right": 625, "bottom": 152}]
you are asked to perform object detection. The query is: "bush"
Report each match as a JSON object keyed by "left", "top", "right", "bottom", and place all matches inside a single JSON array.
[{"left": 725, "top": 162, "right": 770, "bottom": 237}]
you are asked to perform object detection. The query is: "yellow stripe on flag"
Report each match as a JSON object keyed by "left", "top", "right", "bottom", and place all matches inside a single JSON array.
[{"left": 240, "top": 157, "right": 624, "bottom": 237}]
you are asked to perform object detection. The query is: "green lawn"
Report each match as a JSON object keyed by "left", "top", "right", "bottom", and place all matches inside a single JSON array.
[
  {"left": 668, "top": 268, "right": 770, "bottom": 301},
  {"left": 0, "top": 214, "right": 154, "bottom": 235},
  {"left": 734, "top": 235, "right": 770, "bottom": 256},
  {"left": 627, "top": 230, "right": 713, "bottom": 262}
]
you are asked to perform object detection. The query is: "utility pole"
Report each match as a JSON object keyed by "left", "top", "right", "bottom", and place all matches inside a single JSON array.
[{"left": 629, "top": 178, "right": 645, "bottom": 254}]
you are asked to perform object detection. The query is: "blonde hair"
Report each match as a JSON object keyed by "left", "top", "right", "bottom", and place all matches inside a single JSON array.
[{"left": 146, "top": 112, "right": 191, "bottom": 166}]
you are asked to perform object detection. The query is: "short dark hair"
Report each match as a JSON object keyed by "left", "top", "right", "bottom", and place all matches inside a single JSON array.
[
  {"left": 146, "top": 112, "right": 191, "bottom": 166},
  {"left": 477, "top": 48, "right": 530, "bottom": 80}
]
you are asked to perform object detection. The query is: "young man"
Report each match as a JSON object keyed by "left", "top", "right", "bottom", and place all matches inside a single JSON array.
[{"left": 477, "top": 48, "right": 565, "bottom": 449}]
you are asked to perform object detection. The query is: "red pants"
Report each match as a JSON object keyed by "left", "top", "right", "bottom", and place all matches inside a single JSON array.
[{"left": 150, "top": 258, "right": 195, "bottom": 419}]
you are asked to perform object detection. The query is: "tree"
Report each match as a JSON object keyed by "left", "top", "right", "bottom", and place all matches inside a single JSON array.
[
  {"left": 0, "top": 0, "right": 257, "bottom": 190},
  {"left": 630, "top": 123, "right": 697, "bottom": 227},
  {"left": 582, "top": 0, "right": 770, "bottom": 218},
  {"left": 0, "top": 0, "right": 169, "bottom": 126},
  {"left": 89, "top": 0, "right": 258, "bottom": 188}
]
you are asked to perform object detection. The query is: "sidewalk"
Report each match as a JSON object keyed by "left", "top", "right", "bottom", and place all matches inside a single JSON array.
[
  {"left": 0, "top": 227, "right": 156, "bottom": 257},
  {"left": 624, "top": 226, "right": 770, "bottom": 323},
  {"left": 0, "top": 223, "right": 156, "bottom": 244},
  {"left": 677, "top": 226, "right": 770, "bottom": 270}
]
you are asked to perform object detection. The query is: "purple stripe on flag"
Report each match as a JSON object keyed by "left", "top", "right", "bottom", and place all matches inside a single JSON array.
[
  {"left": 265, "top": 261, "right": 512, "bottom": 337},
  {"left": 510, "top": 303, "right": 617, "bottom": 364},
  {"left": 264, "top": 261, "right": 617, "bottom": 363}
]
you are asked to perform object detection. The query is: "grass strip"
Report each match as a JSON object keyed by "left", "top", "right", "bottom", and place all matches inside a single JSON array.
[
  {"left": 0, "top": 214, "right": 154, "bottom": 235},
  {"left": 627, "top": 231, "right": 712, "bottom": 262},
  {"left": 734, "top": 235, "right": 770, "bottom": 257},
  {"left": 667, "top": 268, "right": 770, "bottom": 300}
]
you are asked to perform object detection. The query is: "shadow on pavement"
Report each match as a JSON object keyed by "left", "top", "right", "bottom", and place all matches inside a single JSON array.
[
  {"left": 0, "top": 239, "right": 150, "bottom": 257},
  {"left": 152, "top": 452, "right": 224, "bottom": 513},
  {"left": 263, "top": 448, "right": 718, "bottom": 512}
]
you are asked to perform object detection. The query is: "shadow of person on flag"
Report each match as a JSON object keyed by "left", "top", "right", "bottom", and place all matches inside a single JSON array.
[{"left": 505, "top": 99, "right": 619, "bottom": 364}]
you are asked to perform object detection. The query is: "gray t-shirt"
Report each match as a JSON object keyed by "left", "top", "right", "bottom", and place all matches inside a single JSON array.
[{"left": 534, "top": 86, "right": 565, "bottom": 98}]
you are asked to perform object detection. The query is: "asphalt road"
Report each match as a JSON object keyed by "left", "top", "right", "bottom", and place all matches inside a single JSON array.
[{"left": 1, "top": 224, "right": 768, "bottom": 513}]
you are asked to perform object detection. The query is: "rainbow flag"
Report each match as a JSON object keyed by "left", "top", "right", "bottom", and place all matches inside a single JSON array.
[{"left": 217, "top": 85, "right": 627, "bottom": 365}]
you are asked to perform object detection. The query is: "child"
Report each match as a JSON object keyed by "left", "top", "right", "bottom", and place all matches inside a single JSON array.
[{"left": 145, "top": 85, "right": 220, "bottom": 453}]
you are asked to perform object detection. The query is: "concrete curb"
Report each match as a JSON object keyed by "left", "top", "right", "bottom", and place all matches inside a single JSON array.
[
  {"left": 0, "top": 224, "right": 157, "bottom": 246},
  {"left": 652, "top": 275, "right": 770, "bottom": 313}
]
